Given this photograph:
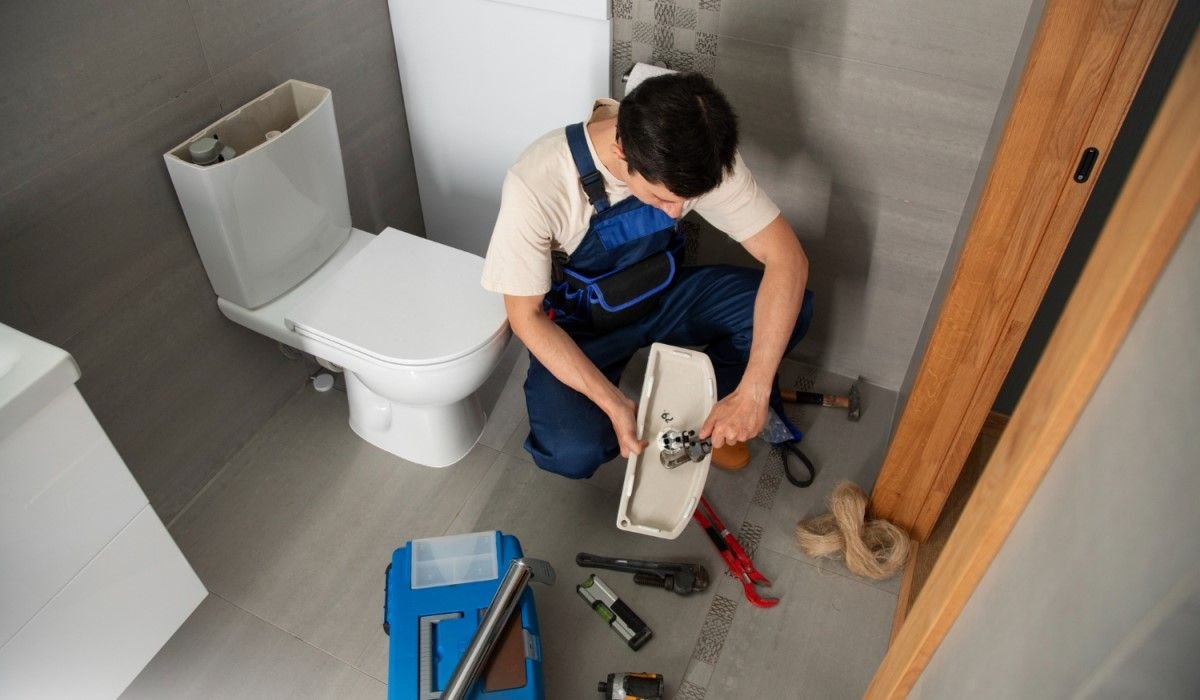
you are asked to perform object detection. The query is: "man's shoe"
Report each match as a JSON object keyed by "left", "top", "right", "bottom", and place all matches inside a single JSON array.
[{"left": 712, "top": 442, "right": 750, "bottom": 471}]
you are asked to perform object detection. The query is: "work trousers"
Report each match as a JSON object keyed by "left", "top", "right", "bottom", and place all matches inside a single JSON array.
[{"left": 523, "top": 264, "right": 814, "bottom": 478}]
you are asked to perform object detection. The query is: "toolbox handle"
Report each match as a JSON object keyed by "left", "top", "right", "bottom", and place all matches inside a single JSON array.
[
  {"left": 382, "top": 562, "right": 391, "bottom": 635},
  {"left": 419, "top": 613, "right": 464, "bottom": 699}
]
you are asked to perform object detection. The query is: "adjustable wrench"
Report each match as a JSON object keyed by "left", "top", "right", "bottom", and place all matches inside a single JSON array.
[
  {"left": 575, "top": 553, "right": 709, "bottom": 596},
  {"left": 693, "top": 496, "right": 780, "bottom": 608}
]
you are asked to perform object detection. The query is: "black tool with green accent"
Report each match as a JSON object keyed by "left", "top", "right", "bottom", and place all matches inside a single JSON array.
[{"left": 576, "top": 574, "right": 652, "bottom": 650}]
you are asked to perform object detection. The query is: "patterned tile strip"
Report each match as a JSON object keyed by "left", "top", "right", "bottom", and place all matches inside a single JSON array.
[
  {"left": 632, "top": 20, "right": 656, "bottom": 44},
  {"left": 616, "top": 0, "right": 718, "bottom": 79},
  {"left": 751, "top": 451, "right": 784, "bottom": 509},
  {"left": 677, "top": 680, "right": 708, "bottom": 699},
  {"left": 652, "top": 23, "right": 674, "bottom": 49},
  {"left": 693, "top": 54, "right": 716, "bottom": 76},
  {"left": 673, "top": 7, "right": 698, "bottom": 29},
  {"left": 653, "top": 1, "right": 675, "bottom": 24},
  {"left": 722, "top": 520, "right": 764, "bottom": 580},
  {"left": 654, "top": 47, "right": 697, "bottom": 72},
  {"left": 613, "top": 40, "right": 633, "bottom": 63},
  {"left": 737, "top": 521, "right": 763, "bottom": 560},
  {"left": 691, "top": 594, "right": 737, "bottom": 665}
]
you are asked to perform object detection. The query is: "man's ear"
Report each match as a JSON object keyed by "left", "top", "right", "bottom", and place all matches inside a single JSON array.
[{"left": 611, "top": 139, "right": 626, "bottom": 163}]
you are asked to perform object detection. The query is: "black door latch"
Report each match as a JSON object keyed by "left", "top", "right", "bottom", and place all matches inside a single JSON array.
[{"left": 1074, "top": 147, "right": 1100, "bottom": 183}]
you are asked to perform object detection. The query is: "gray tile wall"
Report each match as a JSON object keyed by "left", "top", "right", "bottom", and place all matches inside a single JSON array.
[
  {"left": 0, "top": 0, "right": 423, "bottom": 522},
  {"left": 618, "top": 0, "right": 1034, "bottom": 389}
]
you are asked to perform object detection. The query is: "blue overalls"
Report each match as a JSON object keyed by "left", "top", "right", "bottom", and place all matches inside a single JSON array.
[{"left": 523, "top": 123, "right": 814, "bottom": 479}]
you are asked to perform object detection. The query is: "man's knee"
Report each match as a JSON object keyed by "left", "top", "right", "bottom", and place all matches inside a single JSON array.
[
  {"left": 710, "top": 268, "right": 816, "bottom": 350},
  {"left": 522, "top": 357, "right": 619, "bottom": 479},
  {"left": 524, "top": 432, "right": 615, "bottom": 479}
]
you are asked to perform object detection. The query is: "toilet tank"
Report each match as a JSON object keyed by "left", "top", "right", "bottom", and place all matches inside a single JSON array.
[
  {"left": 164, "top": 80, "right": 351, "bottom": 310},
  {"left": 388, "top": 0, "right": 611, "bottom": 256}
]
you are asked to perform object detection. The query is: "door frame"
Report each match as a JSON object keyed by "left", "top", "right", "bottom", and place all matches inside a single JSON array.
[
  {"left": 866, "top": 8, "right": 1198, "bottom": 697},
  {"left": 869, "top": 0, "right": 1178, "bottom": 543}
]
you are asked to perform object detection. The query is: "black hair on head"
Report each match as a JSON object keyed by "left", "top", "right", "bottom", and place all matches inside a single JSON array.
[{"left": 616, "top": 71, "right": 739, "bottom": 198}]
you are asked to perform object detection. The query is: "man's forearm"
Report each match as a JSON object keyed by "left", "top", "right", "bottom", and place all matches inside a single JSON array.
[
  {"left": 743, "top": 260, "right": 806, "bottom": 393},
  {"left": 506, "top": 300, "right": 626, "bottom": 416},
  {"left": 697, "top": 235, "right": 807, "bottom": 446},
  {"left": 740, "top": 217, "right": 809, "bottom": 398}
]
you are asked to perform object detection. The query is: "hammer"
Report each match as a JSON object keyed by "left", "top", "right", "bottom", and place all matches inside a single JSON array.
[{"left": 780, "top": 376, "right": 863, "bottom": 421}]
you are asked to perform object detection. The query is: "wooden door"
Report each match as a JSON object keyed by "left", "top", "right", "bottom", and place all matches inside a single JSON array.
[
  {"left": 867, "top": 15, "right": 1199, "bottom": 698},
  {"left": 869, "top": 0, "right": 1179, "bottom": 542}
]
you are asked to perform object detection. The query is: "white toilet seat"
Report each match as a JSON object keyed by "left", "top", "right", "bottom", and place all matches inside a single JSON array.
[
  {"left": 286, "top": 227, "right": 507, "bottom": 367},
  {"left": 294, "top": 322, "right": 509, "bottom": 372},
  {"left": 263, "top": 227, "right": 511, "bottom": 467}
]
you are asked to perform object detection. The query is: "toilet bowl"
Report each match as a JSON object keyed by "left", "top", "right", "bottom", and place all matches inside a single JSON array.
[
  {"left": 289, "top": 227, "right": 509, "bottom": 466},
  {"left": 163, "top": 80, "right": 510, "bottom": 467},
  {"left": 217, "top": 227, "right": 510, "bottom": 467}
]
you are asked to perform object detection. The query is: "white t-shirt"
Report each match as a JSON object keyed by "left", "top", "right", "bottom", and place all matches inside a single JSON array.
[{"left": 481, "top": 98, "right": 781, "bottom": 297}]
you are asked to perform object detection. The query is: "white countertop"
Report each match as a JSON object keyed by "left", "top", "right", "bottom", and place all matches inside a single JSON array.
[{"left": 0, "top": 323, "right": 81, "bottom": 441}]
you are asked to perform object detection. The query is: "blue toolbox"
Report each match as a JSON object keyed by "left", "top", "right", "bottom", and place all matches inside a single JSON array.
[{"left": 385, "top": 531, "right": 545, "bottom": 700}]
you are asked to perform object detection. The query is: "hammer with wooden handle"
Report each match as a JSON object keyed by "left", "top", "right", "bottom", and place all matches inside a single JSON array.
[{"left": 780, "top": 376, "right": 863, "bottom": 421}]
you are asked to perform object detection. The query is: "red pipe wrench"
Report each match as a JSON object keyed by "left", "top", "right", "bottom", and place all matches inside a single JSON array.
[{"left": 692, "top": 496, "right": 780, "bottom": 608}]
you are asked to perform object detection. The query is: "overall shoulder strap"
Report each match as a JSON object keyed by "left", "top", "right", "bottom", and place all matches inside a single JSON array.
[{"left": 565, "top": 123, "right": 610, "bottom": 213}]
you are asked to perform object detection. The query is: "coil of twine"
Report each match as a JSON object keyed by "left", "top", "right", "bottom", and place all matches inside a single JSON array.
[{"left": 794, "top": 481, "right": 912, "bottom": 580}]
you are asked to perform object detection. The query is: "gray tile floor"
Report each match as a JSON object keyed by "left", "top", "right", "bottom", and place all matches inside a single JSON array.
[{"left": 123, "top": 342, "right": 899, "bottom": 699}]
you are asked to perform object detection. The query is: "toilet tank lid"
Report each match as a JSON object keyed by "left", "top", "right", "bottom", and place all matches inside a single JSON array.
[{"left": 286, "top": 228, "right": 508, "bottom": 366}]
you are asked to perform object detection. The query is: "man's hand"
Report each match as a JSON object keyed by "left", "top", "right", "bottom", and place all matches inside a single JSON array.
[
  {"left": 698, "top": 384, "right": 770, "bottom": 449},
  {"left": 605, "top": 391, "right": 648, "bottom": 458},
  {"left": 504, "top": 294, "right": 649, "bottom": 459}
]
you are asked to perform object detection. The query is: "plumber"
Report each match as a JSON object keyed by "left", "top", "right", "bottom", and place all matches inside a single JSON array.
[{"left": 481, "top": 72, "right": 813, "bottom": 478}]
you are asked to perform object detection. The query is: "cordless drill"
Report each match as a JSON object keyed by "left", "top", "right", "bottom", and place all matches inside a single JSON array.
[{"left": 597, "top": 672, "right": 665, "bottom": 699}]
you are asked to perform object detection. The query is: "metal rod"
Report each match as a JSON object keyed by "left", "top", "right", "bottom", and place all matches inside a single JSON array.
[{"left": 442, "top": 559, "right": 533, "bottom": 700}]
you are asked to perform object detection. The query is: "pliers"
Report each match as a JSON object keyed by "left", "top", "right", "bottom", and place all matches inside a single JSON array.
[{"left": 692, "top": 496, "right": 780, "bottom": 609}]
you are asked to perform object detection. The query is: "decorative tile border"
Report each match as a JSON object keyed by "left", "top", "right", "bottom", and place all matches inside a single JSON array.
[
  {"left": 677, "top": 680, "right": 708, "bottom": 699},
  {"left": 751, "top": 454, "right": 784, "bottom": 509},
  {"left": 718, "top": 519, "right": 763, "bottom": 580},
  {"left": 740, "top": 521, "right": 763, "bottom": 559},
  {"left": 691, "top": 594, "right": 737, "bottom": 665},
  {"left": 614, "top": 39, "right": 633, "bottom": 64},
  {"left": 612, "top": 0, "right": 721, "bottom": 95}
]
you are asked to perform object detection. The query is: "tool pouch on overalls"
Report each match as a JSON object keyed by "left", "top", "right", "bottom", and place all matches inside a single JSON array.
[
  {"left": 556, "top": 249, "right": 677, "bottom": 332},
  {"left": 551, "top": 122, "right": 682, "bottom": 332}
]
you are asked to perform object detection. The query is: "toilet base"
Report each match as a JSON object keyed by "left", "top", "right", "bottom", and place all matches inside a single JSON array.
[{"left": 344, "top": 371, "right": 484, "bottom": 467}]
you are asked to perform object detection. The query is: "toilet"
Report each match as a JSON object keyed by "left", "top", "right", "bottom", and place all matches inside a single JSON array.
[{"left": 164, "top": 80, "right": 509, "bottom": 467}]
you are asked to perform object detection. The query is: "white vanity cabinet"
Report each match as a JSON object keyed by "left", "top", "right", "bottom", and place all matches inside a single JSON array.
[{"left": 0, "top": 324, "right": 206, "bottom": 698}]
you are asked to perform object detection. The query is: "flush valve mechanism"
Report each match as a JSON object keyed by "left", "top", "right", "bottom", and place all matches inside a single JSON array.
[{"left": 657, "top": 429, "right": 711, "bottom": 469}]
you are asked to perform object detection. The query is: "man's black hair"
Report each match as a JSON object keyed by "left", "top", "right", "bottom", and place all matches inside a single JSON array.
[{"left": 617, "top": 71, "right": 739, "bottom": 198}]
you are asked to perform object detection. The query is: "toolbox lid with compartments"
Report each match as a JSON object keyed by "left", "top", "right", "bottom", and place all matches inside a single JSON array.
[{"left": 386, "top": 531, "right": 544, "bottom": 700}]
